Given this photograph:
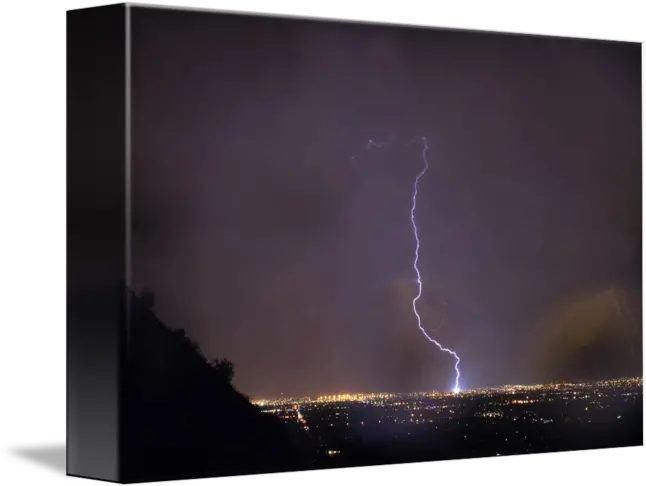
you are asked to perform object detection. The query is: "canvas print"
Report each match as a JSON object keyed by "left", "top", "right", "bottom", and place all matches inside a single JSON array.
[{"left": 66, "top": 3, "right": 642, "bottom": 483}]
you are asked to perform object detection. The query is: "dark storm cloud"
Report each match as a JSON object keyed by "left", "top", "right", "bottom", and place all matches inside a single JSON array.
[
  {"left": 129, "top": 6, "right": 641, "bottom": 397},
  {"left": 527, "top": 286, "right": 642, "bottom": 384}
]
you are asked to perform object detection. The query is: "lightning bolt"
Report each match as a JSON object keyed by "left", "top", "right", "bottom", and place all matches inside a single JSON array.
[
  {"left": 412, "top": 137, "right": 461, "bottom": 394},
  {"left": 612, "top": 284, "right": 637, "bottom": 326},
  {"left": 351, "top": 139, "right": 390, "bottom": 164},
  {"left": 611, "top": 284, "right": 640, "bottom": 361},
  {"left": 353, "top": 136, "right": 463, "bottom": 394}
]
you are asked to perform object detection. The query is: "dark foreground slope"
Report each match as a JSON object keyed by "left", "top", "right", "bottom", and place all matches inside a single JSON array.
[{"left": 120, "top": 288, "right": 315, "bottom": 483}]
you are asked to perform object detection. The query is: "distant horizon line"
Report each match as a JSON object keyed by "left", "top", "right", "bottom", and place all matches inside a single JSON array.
[{"left": 251, "top": 375, "right": 643, "bottom": 402}]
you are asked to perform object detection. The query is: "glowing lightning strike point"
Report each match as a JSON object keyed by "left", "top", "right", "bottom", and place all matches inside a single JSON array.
[{"left": 411, "top": 137, "right": 462, "bottom": 394}]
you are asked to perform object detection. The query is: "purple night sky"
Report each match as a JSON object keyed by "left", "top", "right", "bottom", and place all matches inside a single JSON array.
[{"left": 128, "top": 6, "right": 641, "bottom": 398}]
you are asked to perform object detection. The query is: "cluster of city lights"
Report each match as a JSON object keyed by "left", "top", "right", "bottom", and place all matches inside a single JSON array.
[
  {"left": 252, "top": 377, "right": 642, "bottom": 407},
  {"left": 248, "top": 376, "right": 640, "bottom": 462}
]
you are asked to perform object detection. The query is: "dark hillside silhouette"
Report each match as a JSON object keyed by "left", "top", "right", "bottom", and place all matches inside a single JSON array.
[{"left": 120, "top": 286, "right": 316, "bottom": 483}]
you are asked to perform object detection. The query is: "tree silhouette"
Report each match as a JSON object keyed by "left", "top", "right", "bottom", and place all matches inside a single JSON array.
[{"left": 211, "top": 357, "right": 235, "bottom": 384}]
